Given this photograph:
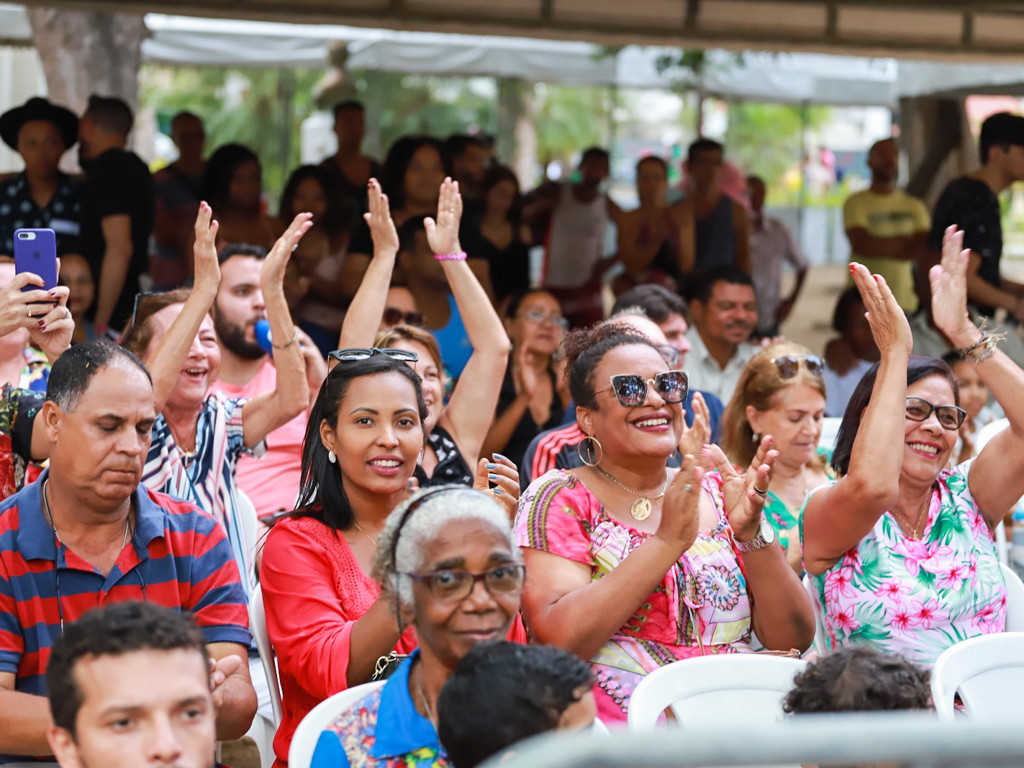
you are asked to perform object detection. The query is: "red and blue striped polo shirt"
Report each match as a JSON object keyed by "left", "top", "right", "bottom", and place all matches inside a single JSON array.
[{"left": 0, "top": 470, "right": 250, "bottom": 761}]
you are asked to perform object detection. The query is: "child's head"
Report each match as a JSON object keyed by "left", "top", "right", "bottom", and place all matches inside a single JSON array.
[
  {"left": 783, "top": 647, "right": 931, "bottom": 714},
  {"left": 942, "top": 351, "right": 989, "bottom": 420},
  {"left": 438, "top": 641, "right": 596, "bottom": 768}
]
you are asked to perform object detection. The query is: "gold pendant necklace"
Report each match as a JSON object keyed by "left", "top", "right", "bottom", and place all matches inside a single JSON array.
[{"left": 595, "top": 466, "right": 667, "bottom": 521}]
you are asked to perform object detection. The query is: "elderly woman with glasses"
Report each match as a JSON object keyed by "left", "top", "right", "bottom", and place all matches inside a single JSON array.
[
  {"left": 309, "top": 486, "right": 526, "bottom": 767},
  {"left": 722, "top": 342, "right": 832, "bottom": 573},
  {"left": 802, "top": 226, "right": 1024, "bottom": 666},
  {"left": 516, "top": 323, "right": 814, "bottom": 723},
  {"left": 261, "top": 351, "right": 523, "bottom": 766}
]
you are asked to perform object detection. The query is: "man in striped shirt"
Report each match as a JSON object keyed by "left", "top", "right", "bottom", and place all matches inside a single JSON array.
[{"left": 0, "top": 342, "right": 255, "bottom": 764}]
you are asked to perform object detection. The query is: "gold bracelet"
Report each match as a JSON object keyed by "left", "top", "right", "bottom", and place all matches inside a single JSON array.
[{"left": 272, "top": 330, "right": 300, "bottom": 350}]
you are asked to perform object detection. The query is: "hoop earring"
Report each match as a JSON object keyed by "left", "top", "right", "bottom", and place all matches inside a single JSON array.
[
  {"left": 328, "top": 449, "right": 337, "bottom": 464},
  {"left": 577, "top": 434, "right": 603, "bottom": 467}
]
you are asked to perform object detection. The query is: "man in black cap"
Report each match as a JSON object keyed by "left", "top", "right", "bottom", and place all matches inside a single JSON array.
[
  {"left": 0, "top": 97, "right": 81, "bottom": 257},
  {"left": 929, "top": 111, "right": 1024, "bottom": 321},
  {"left": 77, "top": 94, "right": 154, "bottom": 335}
]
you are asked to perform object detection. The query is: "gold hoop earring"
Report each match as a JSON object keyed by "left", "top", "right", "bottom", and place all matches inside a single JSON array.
[{"left": 577, "top": 434, "right": 603, "bottom": 467}]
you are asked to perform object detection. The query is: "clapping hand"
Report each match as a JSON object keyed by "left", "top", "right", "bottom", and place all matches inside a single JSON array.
[
  {"left": 655, "top": 453, "right": 704, "bottom": 552},
  {"left": 364, "top": 178, "right": 399, "bottom": 256},
  {"left": 192, "top": 202, "right": 221, "bottom": 298},
  {"left": 706, "top": 439, "right": 776, "bottom": 542},
  {"left": 929, "top": 225, "right": 979, "bottom": 349},
  {"left": 850, "top": 261, "right": 912, "bottom": 358},
  {"left": 262, "top": 212, "right": 315, "bottom": 293},
  {"left": 678, "top": 390, "right": 709, "bottom": 458},
  {"left": 424, "top": 177, "right": 463, "bottom": 256},
  {"left": 473, "top": 453, "right": 521, "bottom": 521}
]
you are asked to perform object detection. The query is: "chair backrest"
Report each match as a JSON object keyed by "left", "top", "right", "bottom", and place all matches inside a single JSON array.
[
  {"left": 1001, "top": 563, "right": 1024, "bottom": 631},
  {"left": 289, "top": 681, "right": 386, "bottom": 768},
  {"left": 248, "top": 582, "right": 283, "bottom": 724},
  {"left": 802, "top": 574, "right": 828, "bottom": 655},
  {"left": 627, "top": 654, "right": 808, "bottom": 732},
  {"left": 930, "top": 631, "right": 1024, "bottom": 721},
  {"left": 818, "top": 417, "right": 842, "bottom": 452}
]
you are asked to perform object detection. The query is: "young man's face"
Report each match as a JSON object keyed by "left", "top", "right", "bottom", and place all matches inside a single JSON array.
[
  {"left": 692, "top": 281, "right": 757, "bottom": 348},
  {"left": 49, "top": 648, "right": 216, "bottom": 768}
]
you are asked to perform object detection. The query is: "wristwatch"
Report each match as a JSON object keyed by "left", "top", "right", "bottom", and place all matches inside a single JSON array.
[{"left": 734, "top": 515, "right": 776, "bottom": 553}]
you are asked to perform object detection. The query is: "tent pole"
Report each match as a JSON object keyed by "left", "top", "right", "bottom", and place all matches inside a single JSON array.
[{"left": 798, "top": 99, "right": 809, "bottom": 261}]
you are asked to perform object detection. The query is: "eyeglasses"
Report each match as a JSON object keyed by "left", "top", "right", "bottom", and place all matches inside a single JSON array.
[
  {"left": 600, "top": 370, "right": 688, "bottom": 407},
  {"left": 654, "top": 344, "right": 680, "bottom": 368},
  {"left": 772, "top": 354, "right": 824, "bottom": 379},
  {"left": 905, "top": 396, "right": 967, "bottom": 431},
  {"left": 329, "top": 347, "right": 419, "bottom": 363},
  {"left": 520, "top": 310, "right": 568, "bottom": 330},
  {"left": 400, "top": 563, "right": 526, "bottom": 601},
  {"left": 382, "top": 307, "right": 425, "bottom": 327},
  {"left": 128, "top": 290, "right": 164, "bottom": 333}
]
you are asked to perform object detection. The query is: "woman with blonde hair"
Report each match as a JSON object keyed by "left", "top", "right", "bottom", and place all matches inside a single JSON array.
[{"left": 722, "top": 341, "right": 831, "bottom": 572}]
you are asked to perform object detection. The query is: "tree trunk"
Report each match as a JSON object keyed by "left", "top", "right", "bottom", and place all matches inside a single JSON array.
[
  {"left": 26, "top": 7, "right": 146, "bottom": 116},
  {"left": 496, "top": 77, "right": 537, "bottom": 188}
]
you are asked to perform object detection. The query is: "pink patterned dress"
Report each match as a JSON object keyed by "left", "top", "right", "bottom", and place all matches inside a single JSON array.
[
  {"left": 515, "top": 469, "right": 753, "bottom": 722},
  {"left": 802, "top": 460, "right": 1006, "bottom": 666}
]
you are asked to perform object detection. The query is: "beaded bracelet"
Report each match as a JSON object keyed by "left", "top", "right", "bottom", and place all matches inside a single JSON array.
[{"left": 434, "top": 251, "right": 467, "bottom": 261}]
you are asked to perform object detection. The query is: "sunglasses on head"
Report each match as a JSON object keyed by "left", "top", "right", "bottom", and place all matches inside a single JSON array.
[
  {"left": 905, "top": 396, "right": 967, "bottom": 431},
  {"left": 654, "top": 344, "right": 680, "bottom": 368},
  {"left": 382, "top": 307, "right": 425, "bottom": 327},
  {"left": 771, "top": 354, "right": 824, "bottom": 379},
  {"left": 600, "top": 370, "right": 688, "bottom": 407},
  {"left": 329, "top": 347, "right": 419, "bottom": 364}
]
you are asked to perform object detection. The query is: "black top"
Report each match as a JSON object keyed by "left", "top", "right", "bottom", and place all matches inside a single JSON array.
[
  {"left": 479, "top": 232, "right": 530, "bottom": 304},
  {"left": 494, "top": 363, "right": 565, "bottom": 469},
  {"left": 414, "top": 424, "right": 474, "bottom": 487},
  {"left": 0, "top": 172, "right": 81, "bottom": 256},
  {"left": 79, "top": 148, "right": 155, "bottom": 329},
  {"left": 319, "top": 157, "right": 383, "bottom": 216},
  {"left": 929, "top": 176, "right": 1001, "bottom": 316}
]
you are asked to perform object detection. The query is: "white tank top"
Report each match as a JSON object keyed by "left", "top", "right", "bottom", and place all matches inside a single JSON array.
[{"left": 543, "top": 182, "right": 608, "bottom": 289}]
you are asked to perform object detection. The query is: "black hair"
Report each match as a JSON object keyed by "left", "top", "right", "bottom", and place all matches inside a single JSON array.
[
  {"left": 580, "top": 146, "right": 610, "bottom": 164},
  {"left": 47, "top": 340, "right": 151, "bottom": 412},
  {"left": 217, "top": 243, "right": 267, "bottom": 265},
  {"left": 690, "top": 264, "right": 754, "bottom": 305},
  {"left": 831, "top": 286, "right": 865, "bottom": 335},
  {"left": 169, "top": 111, "right": 202, "bottom": 133},
  {"left": 830, "top": 355, "right": 959, "bottom": 476},
  {"left": 397, "top": 215, "right": 429, "bottom": 255},
  {"left": 290, "top": 355, "right": 427, "bottom": 531},
  {"left": 687, "top": 137, "right": 724, "bottom": 164},
  {"left": 482, "top": 164, "right": 523, "bottom": 227},
  {"left": 381, "top": 135, "right": 448, "bottom": 211},
  {"left": 611, "top": 283, "right": 688, "bottom": 324},
  {"left": 279, "top": 163, "right": 355, "bottom": 245},
  {"left": 979, "top": 111, "right": 1024, "bottom": 164},
  {"left": 504, "top": 288, "right": 558, "bottom": 320},
  {"left": 443, "top": 133, "right": 487, "bottom": 163},
  {"left": 200, "top": 143, "right": 261, "bottom": 211},
  {"left": 333, "top": 100, "right": 365, "bottom": 119},
  {"left": 562, "top": 325, "right": 657, "bottom": 409},
  {"left": 438, "top": 641, "right": 594, "bottom": 768},
  {"left": 636, "top": 155, "right": 668, "bottom": 175},
  {"left": 783, "top": 647, "right": 931, "bottom": 714},
  {"left": 84, "top": 94, "right": 133, "bottom": 138},
  {"left": 47, "top": 602, "right": 208, "bottom": 738}
]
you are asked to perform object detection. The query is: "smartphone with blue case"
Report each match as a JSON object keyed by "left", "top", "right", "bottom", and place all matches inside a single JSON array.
[{"left": 13, "top": 228, "right": 59, "bottom": 295}]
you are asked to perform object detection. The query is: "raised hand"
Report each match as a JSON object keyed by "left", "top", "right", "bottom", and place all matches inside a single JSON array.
[
  {"left": 514, "top": 342, "right": 539, "bottom": 399},
  {"left": 262, "top": 212, "right": 315, "bottom": 292},
  {"left": 678, "top": 390, "right": 709, "bottom": 458},
  {"left": 929, "top": 225, "right": 978, "bottom": 349},
  {"left": 364, "top": 178, "right": 399, "bottom": 256},
  {"left": 655, "top": 454, "right": 704, "bottom": 552},
  {"left": 192, "top": 201, "right": 221, "bottom": 297},
  {"left": 849, "top": 260, "right": 912, "bottom": 357},
  {"left": 28, "top": 283, "right": 73, "bottom": 364},
  {"left": 424, "top": 177, "right": 463, "bottom": 256},
  {"left": 707, "top": 440, "right": 776, "bottom": 541},
  {"left": 473, "top": 453, "right": 521, "bottom": 521}
]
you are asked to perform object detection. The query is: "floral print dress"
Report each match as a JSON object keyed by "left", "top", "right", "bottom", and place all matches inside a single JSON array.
[
  {"left": 515, "top": 469, "right": 753, "bottom": 723},
  {"left": 802, "top": 459, "right": 1006, "bottom": 666}
]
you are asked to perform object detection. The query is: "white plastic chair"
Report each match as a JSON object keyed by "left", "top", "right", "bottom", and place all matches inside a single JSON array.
[
  {"left": 975, "top": 418, "right": 1012, "bottom": 565},
  {"left": 245, "top": 582, "right": 281, "bottom": 768},
  {"left": 627, "top": 654, "right": 808, "bottom": 732},
  {"left": 1001, "top": 562, "right": 1024, "bottom": 631},
  {"left": 289, "top": 681, "right": 385, "bottom": 768},
  {"left": 931, "top": 631, "right": 1024, "bottom": 720}
]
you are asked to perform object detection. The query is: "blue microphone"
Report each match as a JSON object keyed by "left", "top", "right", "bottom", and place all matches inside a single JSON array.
[{"left": 255, "top": 319, "right": 274, "bottom": 353}]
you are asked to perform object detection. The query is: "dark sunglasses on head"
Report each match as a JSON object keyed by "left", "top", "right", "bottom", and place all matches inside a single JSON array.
[
  {"left": 905, "top": 396, "right": 967, "bottom": 431},
  {"left": 128, "top": 290, "right": 165, "bottom": 332},
  {"left": 329, "top": 347, "right": 419, "bottom": 364},
  {"left": 654, "top": 344, "right": 680, "bottom": 368},
  {"left": 600, "top": 370, "right": 688, "bottom": 407},
  {"left": 772, "top": 354, "right": 824, "bottom": 379},
  {"left": 382, "top": 307, "right": 425, "bottom": 327}
]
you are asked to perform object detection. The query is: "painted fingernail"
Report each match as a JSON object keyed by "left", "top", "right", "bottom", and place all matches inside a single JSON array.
[
  {"left": 37, "top": 320, "right": 45, "bottom": 328},
  {"left": 48, "top": 289, "right": 56, "bottom": 296},
  {"left": 494, "top": 488, "right": 504, "bottom": 495},
  {"left": 848, "top": 264, "right": 856, "bottom": 275},
  {"left": 488, "top": 473, "right": 498, "bottom": 481},
  {"left": 493, "top": 453, "right": 509, "bottom": 461},
  {"left": 485, "top": 462, "right": 497, "bottom": 469},
  {"left": 873, "top": 275, "right": 880, "bottom": 282}
]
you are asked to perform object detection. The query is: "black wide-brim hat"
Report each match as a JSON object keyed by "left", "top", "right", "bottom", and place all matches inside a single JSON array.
[{"left": 0, "top": 97, "right": 78, "bottom": 151}]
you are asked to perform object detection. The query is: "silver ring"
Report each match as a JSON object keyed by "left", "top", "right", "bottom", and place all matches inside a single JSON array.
[
  {"left": 683, "top": 483, "right": 693, "bottom": 493},
  {"left": 753, "top": 485, "right": 768, "bottom": 496},
  {"left": 64, "top": 307, "right": 70, "bottom": 318}
]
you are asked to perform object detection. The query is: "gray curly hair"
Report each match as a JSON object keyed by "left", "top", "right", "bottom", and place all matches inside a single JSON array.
[{"left": 373, "top": 485, "right": 519, "bottom": 611}]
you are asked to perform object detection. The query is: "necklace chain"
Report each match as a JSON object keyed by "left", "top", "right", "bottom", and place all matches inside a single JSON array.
[
  {"left": 414, "top": 663, "right": 437, "bottom": 727},
  {"left": 595, "top": 466, "right": 668, "bottom": 522},
  {"left": 890, "top": 503, "right": 927, "bottom": 539},
  {"left": 43, "top": 480, "right": 132, "bottom": 550},
  {"left": 351, "top": 520, "right": 379, "bottom": 548}
]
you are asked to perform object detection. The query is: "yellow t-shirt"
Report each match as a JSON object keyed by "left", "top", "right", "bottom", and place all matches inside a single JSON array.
[{"left": 843, "top": 189, "right": 930, "bottom": 312}]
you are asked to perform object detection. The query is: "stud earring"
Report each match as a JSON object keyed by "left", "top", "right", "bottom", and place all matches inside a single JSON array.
[{"left": 328, "top": 450, "right": 337, "bottom": 464}]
